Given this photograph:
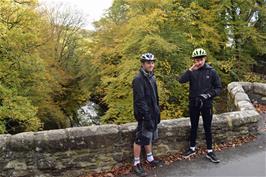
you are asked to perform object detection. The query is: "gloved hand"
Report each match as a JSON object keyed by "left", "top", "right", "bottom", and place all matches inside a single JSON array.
[
  {"left": 143, "top": 119, "right": 154, "bottom": 131},
  {"left": 199, "top": 93, "right": 212, "bottom": 100},
  {"left": 195, "top": 94, "right": 212, "bottom": 108}
]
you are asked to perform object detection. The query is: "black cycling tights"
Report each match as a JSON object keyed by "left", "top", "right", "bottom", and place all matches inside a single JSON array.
[{"left": 189, "top": 105, "right": 213, "bottom": 150}]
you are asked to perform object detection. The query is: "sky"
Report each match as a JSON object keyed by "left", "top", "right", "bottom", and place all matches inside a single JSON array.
[{"left": 39, "top": 0, "right": 113, "bottom": 30}]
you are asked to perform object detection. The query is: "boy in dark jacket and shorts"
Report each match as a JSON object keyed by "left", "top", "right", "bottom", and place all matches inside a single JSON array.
[{"left": 132, "top": 53, "right": 161, "bottom": 176}]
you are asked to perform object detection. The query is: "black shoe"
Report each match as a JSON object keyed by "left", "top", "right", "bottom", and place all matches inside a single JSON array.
[
  {"left": 132, "top": 163, "right": 147, "bottom": 177},
  {"left": 183, "top": 148, "right": 196, "bottom": 158},
  {"left": 206, "top": 152, "right": 220, "bottom": 163},
  {"left": 147, "top": 159, "right": 163, "bottom": 167}
]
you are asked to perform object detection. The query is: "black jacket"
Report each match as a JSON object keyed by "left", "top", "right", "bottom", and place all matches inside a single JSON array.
[
  {"left": 132, "top": 68, "right": 160, "bottom": 126},
  {"left": 179, "top": 63, "right": 222, "bottom": 104}
]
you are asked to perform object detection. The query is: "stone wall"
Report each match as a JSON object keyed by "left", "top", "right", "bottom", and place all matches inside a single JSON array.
[{"left": 0, "top": 82, "right": 264, "bottom": 177}]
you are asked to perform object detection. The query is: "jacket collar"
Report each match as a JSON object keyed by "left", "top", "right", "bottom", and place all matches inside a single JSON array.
[{"left": 199, "top": 63, "right": 213, "bottom": 70}]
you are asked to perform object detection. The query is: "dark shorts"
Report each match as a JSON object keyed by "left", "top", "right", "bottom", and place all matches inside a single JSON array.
[{"left": 134, "top": 121, "right": 158, "bottom": 146}]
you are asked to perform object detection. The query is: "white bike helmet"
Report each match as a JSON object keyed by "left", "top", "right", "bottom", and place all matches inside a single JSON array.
[
  {"left": 140, "top": 53, "right": 155, "bottom": 62},
  {"left": 192, "top": 48, "right": 207, "bottom": 58}
]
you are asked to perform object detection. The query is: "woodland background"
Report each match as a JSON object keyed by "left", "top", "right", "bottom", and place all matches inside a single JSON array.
[{"left": 0, "top": 0, "right": 265, "bottom": 134}]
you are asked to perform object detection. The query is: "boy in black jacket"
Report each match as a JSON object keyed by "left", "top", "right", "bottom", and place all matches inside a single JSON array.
[
  {"left": 179, "top": 48, "right": 222, "bottom": 163},
  {"left": 132, "top": 53, "right": 161, "bottom": 176}
]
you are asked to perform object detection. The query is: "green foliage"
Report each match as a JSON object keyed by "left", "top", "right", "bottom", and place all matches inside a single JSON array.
[
  {"left": 90, "top": 0, "right": 266, "bottom": 124},
  {"left": 0, "top": 0, "right": 98, "bottom": 133},
  {"left": 0, "top": 85, "right": 40, "bottom": 134},
  {"left": 0, "top": 0, "right": 265, "bottom": 133},
  {"left": 0, "top": 0, "right": 46, "bottom": 133}
]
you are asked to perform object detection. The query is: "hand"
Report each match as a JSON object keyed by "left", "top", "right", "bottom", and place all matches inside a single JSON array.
[
  {"left": 143, "top": 119, "right": 154, "bottom": 131},
  {"left": 199, "top": 93, "right": 212, "bottom": 100},
  {"left": 189, "top": 63, "right": 200, "bottom": 71}
]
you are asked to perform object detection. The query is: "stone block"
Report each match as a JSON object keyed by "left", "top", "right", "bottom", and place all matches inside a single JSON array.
[
  {"left": 8, "top": 132, "right": 34, "bottom": 151},
  {"left": 253, "top": 82, "right": 266, "bottom": 96},
  {"left": 35, "top": 130, "right": 68, "bottom": 152},
  {"left": 238, "top": 82, "right": 253, "bottom": 92},
  {"left": 227, "top": 82, "right": 240, "bottom": 92},
  {"left": 237, "top": 100, "right": 256, "bottom": 111},
  {"left": 0, "top": 134, "right": 10, "bottom": 158}
]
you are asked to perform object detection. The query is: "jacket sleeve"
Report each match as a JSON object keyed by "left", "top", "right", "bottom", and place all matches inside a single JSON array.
[
  {"left": 208, "top": 69, "right": 222, "bottom": 97},
  {"left": 154, "top": 81, "right": 161, "bottom": 123},
  {"left": 178, "top": 70, "right": 191, "bottom": 83},
  {"left": 132, "top": 77, "right": 151, "bottom": 121},
  {"left": 154, "top": 80, "right": 160, "bottom": 106}
]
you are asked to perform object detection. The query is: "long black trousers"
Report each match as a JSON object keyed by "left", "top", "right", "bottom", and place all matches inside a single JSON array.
[{"left": 189, "top": 104, "right": 213, "bottom": 149}]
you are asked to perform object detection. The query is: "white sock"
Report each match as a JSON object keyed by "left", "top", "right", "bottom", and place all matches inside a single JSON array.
[
  {"left": 134, "top": 157, "right": 140, "bottom": 166},
  {"left": 190, "top": 147, "right": 196, "bottom": 151},
  {"left": 207, "top": 149, "right": 213, "bottom": 153},
  {"left": 147, "top": 152, "right": 154, "bottom": 162}
]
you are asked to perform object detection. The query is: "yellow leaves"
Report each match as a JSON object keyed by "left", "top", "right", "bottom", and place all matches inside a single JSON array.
[
  {"left": 0, "top": 0, "right": 96, "bottom": 132},
  {"left": 242, "top": 72, "right": 266, "bottom": 83},
  {"left": 99, "top": 58, "right": 138, "bottom": 123},
  {"left": 150, "top": 8, "right": 168, "bottom": 23},
  {"left": 217, "top": 58, "right": 235, "bottom": 73},
  {"left": 125, "top": 1, "right": 168, "bottom": 36},
  {"left": 160, "top": 103, "right": 183, "bottom": 120},
  {"left": 139, "top": 34, "right": 177, "bottom": 55},
  {"left": 89, "top": 0, "right": 266, "bottom": 126},
  {"left": 160, "top": 60, "right": 171, "bottom": 75},
  {"left": 0, "top": 86, "right": 41, "bottom": 133}
]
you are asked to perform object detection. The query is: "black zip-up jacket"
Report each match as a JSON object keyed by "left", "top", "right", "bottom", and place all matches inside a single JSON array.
[
  {"left": 179, "top": 63, "right": 222, "bottom": 104},
  {"left": 132, "top": 68, "right": 160, "bottom": 126}
]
